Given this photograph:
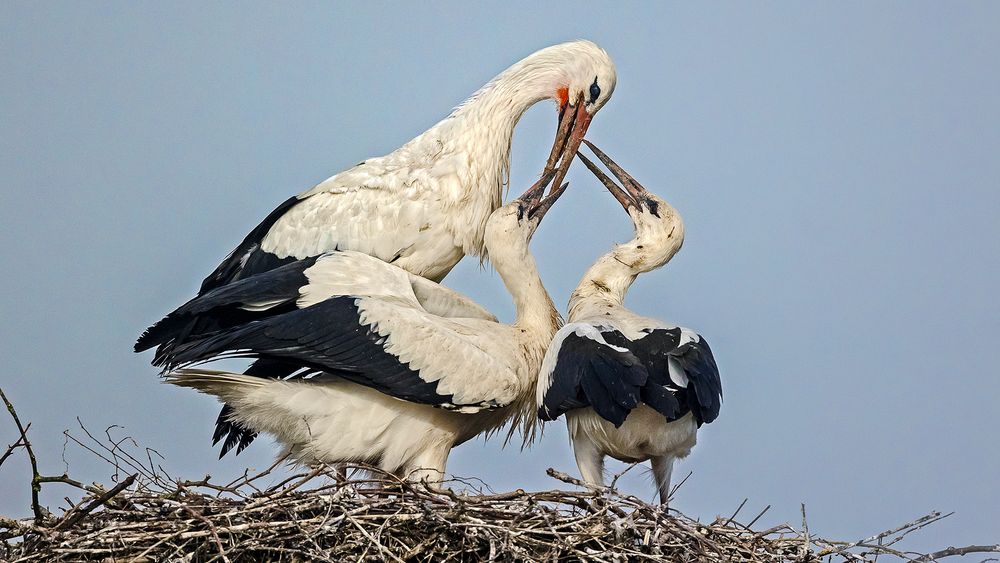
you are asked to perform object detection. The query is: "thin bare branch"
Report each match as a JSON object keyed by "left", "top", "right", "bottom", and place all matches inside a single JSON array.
[
  {"left": 0, "top": 423, "right": 29, "bottom": 468},
  {"left": 54, "top": 474, "right": 136, "bottom": 531},
  {"left": 1, "top": 388, "right": 44, "bottom": 522},
  {"left": 912, "top": 544, "right": 1000, "bottom": 562}
]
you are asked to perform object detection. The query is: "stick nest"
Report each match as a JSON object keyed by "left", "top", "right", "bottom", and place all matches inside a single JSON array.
[
  {"left": 0, "top": 462, "right": 953, "bottom": 563},
  {"left": 2, "top": 389, "right": 993, "bottom": 562}
]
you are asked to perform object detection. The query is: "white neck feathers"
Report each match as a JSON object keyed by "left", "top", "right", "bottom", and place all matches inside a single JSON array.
[{"left": 568, "top": 206, "right": 685, "bottom": 321}]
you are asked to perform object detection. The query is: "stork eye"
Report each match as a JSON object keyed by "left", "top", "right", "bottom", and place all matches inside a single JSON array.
[
  {"left": 645, "top": 198, "right": 661, "bottom": 218},
  {"left": 589, "top": 79, "right": 601, "bottom": 103}
]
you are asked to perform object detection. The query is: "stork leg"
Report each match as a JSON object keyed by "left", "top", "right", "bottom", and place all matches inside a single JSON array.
[
  {"left": 651, "top": 455, "right": 675, "bottom": 506},
  {"left": 572, "top": 434, "right": 606, "bottom": 488},
  {"left": 402, "top": 444, "right": 450, "bottom": 488}
]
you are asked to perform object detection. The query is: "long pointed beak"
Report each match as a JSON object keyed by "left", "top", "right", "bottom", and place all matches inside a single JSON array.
[
  {"left": 517, "top": 167, "right": 569, "bottom": 222},
  {"left": 577, "top": 140, "right": 647, "bottom": 210},
  {"left": 543, "top": 96, "right": 593, "bottom": 196}
]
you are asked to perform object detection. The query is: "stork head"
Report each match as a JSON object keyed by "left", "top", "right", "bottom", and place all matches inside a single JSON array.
[
  {"left": 578, "top": 141, "right": 685, "bottom": 274},
  {"left": 533, "top": 41, "right": 617, "bottom": 195},
  {"left": 485, "top": 169, "right": 569, "bottom": 252}
]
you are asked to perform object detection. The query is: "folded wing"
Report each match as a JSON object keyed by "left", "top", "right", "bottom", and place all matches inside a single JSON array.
[
  {"left": 632, "top": 327, "right": 723, "bottom": 426},
  {"left": 537, "top": 323, "right": 722, "bottom": 427},
  {"left": 537, "top": 323, "right": 648, "bottom": 427},
  {"left": 151, "top": 251, "right": 518, "bottom": 414}
]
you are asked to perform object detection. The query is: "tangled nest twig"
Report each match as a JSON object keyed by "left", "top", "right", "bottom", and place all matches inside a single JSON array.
[{"left": 1, "top": 388, "right": 997, "bottom": 562}]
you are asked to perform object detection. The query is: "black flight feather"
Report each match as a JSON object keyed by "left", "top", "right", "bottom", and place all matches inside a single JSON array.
[
  {"left": 163, "top": 296, "right": 492, "bottom": 410},
  {"left": 539, "top": 328, "right": 648, "bottom": 427}
]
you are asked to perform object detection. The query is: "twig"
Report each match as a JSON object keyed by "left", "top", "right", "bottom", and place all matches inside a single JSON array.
[
  {"left": 545, "top": 468, "right": 601, "bottom": 493},
  {"left": 819, "top": 512, "right": 946, "bottom": 557},
  {"left": 746, "top": 504, "right": 771, "bottom": 529},
  {"left": 883, "top": 511, "right": 954, "bottom": 547},
  {"left": 801, "top": 503, "right": 810, "bottom": 559},
  {"left": 1, "top": 388, "right": 45, "bottom": 522},
  {"left": 608, "top": 462, "right": 639, "bottom": 491},
  {"left": 669, "top": 470, "right": 693, "bottom": 498},
  {"left": 0, "top": 429, "right": 30, "bottom": 470},
  {"left": 723, "top": 498, "right": 748, "bottom": 528},
  {"left": 54, "top": 474, "right": 136, "bottom": 531},
  {"left": 223, "top": 452, "right": 289, "bottom": 492},
  {"left": 36, "top": 474, "right": 93, "bottom": 493},
  {"left": 179, "top": 503, "right": 232, "bottom": 563},
  {"left": 912, "top": 544, "right": 1000, "bottom": 562}
]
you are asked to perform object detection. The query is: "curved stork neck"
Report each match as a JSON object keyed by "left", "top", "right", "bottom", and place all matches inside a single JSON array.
[
  {"left": 406, "top": 61, "right": 567, "bottom": 258},
  {"left": 567, "top": 250, "right": 639, "bottom": 321},
  {"left": 486, "top": 227, "right": 561, "bottom": 446},
  {"left": 488, "top": 233, "right": 560, "bottom": 342},
  {"left": 446, "top": 57, "right": 567, "bottom": 146},
  {"left": 570, "top": 205, "right": 685, "bottom": 321}
]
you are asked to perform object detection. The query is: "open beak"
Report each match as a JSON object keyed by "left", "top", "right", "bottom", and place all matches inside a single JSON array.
[
  {"left": 517, "top": 167, "right": 569, "bottom": 222},
  {"left": 577, "top": 140, "right": 647, "bottom": 211},
  {"left": 542, "top": 94, "right": 593, "bottom": 195}
]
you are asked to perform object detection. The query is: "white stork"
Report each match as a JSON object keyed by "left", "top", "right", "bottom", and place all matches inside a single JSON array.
[
  {"left": 137, "top": 40, "right": 614, "bottom": 453},
  {"left": 160, "top": 172, "right": 566, "bottom": 483},
  {"left": 536, "top": 142, "right": 722, "bottom": 505}
]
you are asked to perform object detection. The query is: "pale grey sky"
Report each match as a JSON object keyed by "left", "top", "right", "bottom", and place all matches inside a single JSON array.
[{"left": 2, "top": 2, "right": 998, "bottom": 553}]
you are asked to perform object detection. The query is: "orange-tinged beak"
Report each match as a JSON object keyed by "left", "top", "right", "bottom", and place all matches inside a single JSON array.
[{"left": 542, "top": 93, "right": 593, "bottom": 195}]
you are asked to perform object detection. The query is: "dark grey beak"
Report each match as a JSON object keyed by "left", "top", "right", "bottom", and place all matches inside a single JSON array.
[
  {"left": 516, "top": 168, "right": 569, "bottom": 222},
  {"left": 577, "top": 140, "right": 648, "bottom": 211}
]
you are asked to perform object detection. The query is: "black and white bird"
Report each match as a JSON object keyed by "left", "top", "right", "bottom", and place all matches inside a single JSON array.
[
  {"left": 536, "top": 142, "right": 722, "bottom": 505},
  {"left": 136, "top": 40, "right": 615, "bottom": 361},
  {"left": 159, "top": 172, "right": 566, "bottom": 483}
]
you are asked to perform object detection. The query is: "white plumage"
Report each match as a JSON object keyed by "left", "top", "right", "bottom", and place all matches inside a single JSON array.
[
  {"left": 536, "top": 142, "right": 722, "bottom": 505},
  {"left": 164, "top": 175, "right": 567, "bottom": 483},
  {"left": 260, "top": 39, "right": 614, "bottom": 278}
]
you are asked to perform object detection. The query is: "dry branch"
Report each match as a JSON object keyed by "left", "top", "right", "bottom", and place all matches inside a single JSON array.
[
  {"left": 913, "top": 544, "right": 1000, "bottom": 562},
  {"left": 1, "top": 388, "right": 45, "bottom": 522}
]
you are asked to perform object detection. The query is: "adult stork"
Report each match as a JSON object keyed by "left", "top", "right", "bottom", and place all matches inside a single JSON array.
[
  {"left": 159, "top": 171, "right": 566, "bottom": 483},
  {"left": 136, "top": 40, "right": 615, "bottom": 363},
  {"left": 536, "top": 142, "right": 722, "bottom": 505}
]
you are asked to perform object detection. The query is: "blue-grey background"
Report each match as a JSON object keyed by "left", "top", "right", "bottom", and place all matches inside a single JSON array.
[{"left": 2, "top": 2, "right": 998, "bottom": 554}]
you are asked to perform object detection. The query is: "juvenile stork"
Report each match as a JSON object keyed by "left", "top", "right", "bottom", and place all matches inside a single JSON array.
[
  {"left": 160, "top": 172, "right": 566, "bottom": 483},
  {"left": 536, "top": 142, "right": 722, "bottom": 505},
  {"left": 137, "top": 40, "right": 615, "bottom": 361}
]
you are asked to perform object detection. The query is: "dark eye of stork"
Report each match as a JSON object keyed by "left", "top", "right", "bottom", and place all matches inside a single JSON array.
[
  {"left": 645, "top": 198, "right": 661, "bottom": 218},
  {"left": 589, "top": 78, "right": 601, "bottom": 104}
]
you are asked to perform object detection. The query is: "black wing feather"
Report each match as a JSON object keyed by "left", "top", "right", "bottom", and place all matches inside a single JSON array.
[
  {"left": 672, "top": 336, "right": 722, "bottom": 425},
  {"left": 165, "top": 297, "right": 471, "bottom": 409},
  {"left": 633, "top": 328, "right": 723, "bottom": 426},
  {"left": 539, "top": 329, "right": 648, "bottom": 427},
  {"left": 629, "top": 327, "right": 682, "bottom": 418},
  {"left": 599, "top": 328, "right": 682, "bottom": 418},
  {"left": 135, "top": 196, "right": 303, "bottom": 356},
  {"left": 638, "top": 383, "right": 683, "bottom": 421},
  {"left": 135, "top": 256, "right": 318, "bottom": 360},
  {"left": 199, "top": 195, "right": 303, "bottom": 294},
  {"left": 540, "top": 325, "right": 723, "bottom": 428}
]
